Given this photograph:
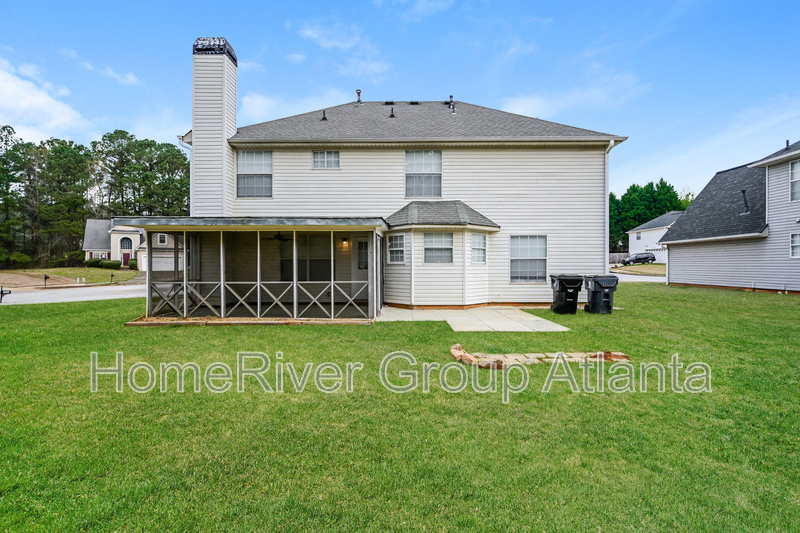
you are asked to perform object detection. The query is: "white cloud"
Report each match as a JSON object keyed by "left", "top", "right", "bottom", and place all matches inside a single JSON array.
[
  {"left": 61, "top": 48, "right": 141, "bottom": 86},
  {"left": 285, "top": 53, "right": 307, "bottom": 64},
  {"left": 337, "top": 55, "right": 391, "bottom": 79},
  {"left": 402, "top": 0, "right": 454, "bottom": 20},
  {"left": 503, "top": 36, "right": 538, "bottom": 58},
  {"left": 238, "top": 60, "right": 264, "bottom": 72},
  {"left": 297, "top": 22, "right": 362, "bottom": 50},
  {"left": 17, "top": 62, "right": 71, "bottom": 96},
  {"left": 611, "top": 94, "right": 800, "bottom": 194},
  {"left": 239, "top": 88, "right": 353, "bottom": 124},
  {"left": 0, "top": 56, "right": 93, "bottom": 142},
  {"left": 502, "top": 72, "right": 650, "bottom": 119}
]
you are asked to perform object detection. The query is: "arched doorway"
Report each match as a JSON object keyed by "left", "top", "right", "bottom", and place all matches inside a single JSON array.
[{"left": 120, "top": 237, "right": 133, "bottom": 266}]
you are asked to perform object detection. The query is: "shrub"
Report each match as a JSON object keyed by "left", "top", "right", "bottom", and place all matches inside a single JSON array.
[
  {"left": 128, "top": 259, "right": 138, "bottom": 270},
  {"left": 51, "top": 258, "right": 67, "bottom": 267},
  {"left": 103, "top": 260, "right": 122, "bottom": 270},
  {"left": 84, "top": 259, "right": 103, "bottom": 268}
]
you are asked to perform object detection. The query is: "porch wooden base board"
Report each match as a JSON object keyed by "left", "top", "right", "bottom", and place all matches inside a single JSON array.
[
  {"left": 126, "top": 317, "right": 373, "bottom": 326},
  {"left": 669, "top": 282, "right": 800, "bottom": 295},
  {"left": 385, "top": 302, "right": 552, "bottom": 310}
]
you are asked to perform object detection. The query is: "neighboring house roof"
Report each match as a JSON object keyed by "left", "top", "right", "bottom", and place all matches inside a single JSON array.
[
  {"left": 660, "top": 164, "right": 767, "bottom": 244},
  {"left": 749, "top": 139, "right": 800, "bottom": 167},
  {"left": 386, "top": 200, "right": 499, "bottom": 228},
  {"left": 627, "top": 211, "right": 684, "bottom": 233},
  {"left": 229, "top": 101, "right": 626, "bottom": 144},
  {"left": 83, "top": 219, "right": 113, "bottom": 250}
]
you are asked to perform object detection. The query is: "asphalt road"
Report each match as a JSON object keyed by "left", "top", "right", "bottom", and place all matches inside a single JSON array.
[{"left": 0, "top": 284, "right": 146, "bottom": 306}]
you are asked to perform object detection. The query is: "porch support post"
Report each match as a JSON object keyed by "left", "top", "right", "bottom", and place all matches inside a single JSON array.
[
  {"left": 220, "top": 231, "right": 225, "bottom": 318},
  {"left": 183, "top": 231, "right": 187, "bottom": 317},
  {"left": 330, "top": 230, "right": 334, "bottom": 319},
  {"left": 368, "top": 230, "right": 375, "bottom": 319},
  {"left": 257, "top": 230, "right": 261, "bottom": 318},
  {"left": 173, "top": 232, "right": 180, "bottom": 312},
  {"left": 292, "top": 231, "right": 298, "bottom": 319},
  {"left": 146, "top": 230, "right": 152, "bottom": 317}
]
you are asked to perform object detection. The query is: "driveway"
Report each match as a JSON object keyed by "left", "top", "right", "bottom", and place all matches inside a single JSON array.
[
  {"left": 614, "top": 273, "right": 667, "bottom": 283},
  {"left": 1, "top": 284, "right": 146, "bottom": 306}
]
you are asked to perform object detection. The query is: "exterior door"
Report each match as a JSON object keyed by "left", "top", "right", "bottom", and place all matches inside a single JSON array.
[
  {"left": 122, "top": 253, "right": 130, "bottom": 266},
  {"left": 351, "top": 238, "right": 369, "bottom": 282}
]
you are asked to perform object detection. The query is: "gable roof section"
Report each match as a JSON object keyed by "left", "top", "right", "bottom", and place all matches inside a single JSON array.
[
  {"left": 627, "top": 211, "right": 684, "bottom": 233},
  {"left": 83, "top": 219, "right": 113, "bottom": 250},
  {"left": 230, "top": 101, "right": 626, "bottom": 144},
  {"left": 386, "top": 200, "right": 499, "bottom": 229},
  {"left": 660, "top": 165, "right": 767, "bottom": 244},
  {"left": 749, "top": 140, "right": 800, "bottom": 167}
]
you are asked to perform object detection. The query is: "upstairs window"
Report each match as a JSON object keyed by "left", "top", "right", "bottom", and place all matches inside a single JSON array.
[
  {"left": 387, "top": 235, "right": 405, "bottom": 264},
  {"left": 406, "top": 150, "right": 442, "bottom": 197},
  {"left": 636, "top": 232, "right": 642, "bottom": 241},
  {"left": 792, "top": 161, "right": 799, "bottom": 202},
  {"left": 792, "top": 234, "right": 800, "bottom": 258},
  {"left": 510, "top": 235, "right": 547, "bottom": 282},
  {"left": 471, "top": 233, "right": 486, "bottom": 264},
  {"left": 237, "top": 150, "right": 273, "bottom": 197},
  {"left": 158, "top": 234, "right": 167, "bottom": 245},
  {"left": 120, "top": 237, "right": 133, "bottom": 250},
  {"left": 313, "top": 150, "right": 340, "bottom": 169},
  {"left": 424, "top": 233, "right": 453, "bottom": 263}
]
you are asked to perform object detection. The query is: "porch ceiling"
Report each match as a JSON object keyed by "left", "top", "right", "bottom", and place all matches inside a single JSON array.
[{"left": 113, "top": 216, "right": 388, "bottom": 232}]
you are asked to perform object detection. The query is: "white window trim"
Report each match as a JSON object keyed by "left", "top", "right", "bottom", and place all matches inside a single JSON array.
[
  {"left": 509, "top": 235, "right": 548, "bottom": 284},
  {"left": 236, "top": 150, "right": 273, "bottom": 198},
  {"left": 791, "top": 233, "right": 800, "bottom": 258},
  {"left": 791, "top": 160, "right": 800, "bottom": 203},
  {"left": 423, "top": 232, "right": 454, "bottom": 264},
  {"left": 405, "top": 150, "right": 443, "bottom": 199},
  {"left": 387, "top": 234, "right": 405, "bottom": 264},
  {"left": 157, "top": 233, "right": 167, "bottom": 245},
  {"left": 636, "top": 232, "right": 642, "bottom": 240},
  {"left": 312, "top": 150, "right": 341, "bottom": 170},
  {"left": 471, "top": 233, "right": 486, "bottom": 264}
]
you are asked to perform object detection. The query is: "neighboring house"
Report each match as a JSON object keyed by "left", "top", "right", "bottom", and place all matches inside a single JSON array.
[
  {"left": 135, "top": 233, "right": 184, "bottom": 272},
  {"left": 83, "top": 219, "right": 181, "bottom": 269},
  {"left": 626, "top": 210, "right": 683, "bottom": 263},
  {"left": 115, "top": 37, "right": 626, "bottom": 319},
  {"left": 660, "top": 140, "right": 800, "bottom": 292}
]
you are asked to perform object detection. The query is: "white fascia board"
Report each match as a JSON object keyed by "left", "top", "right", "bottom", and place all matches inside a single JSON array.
[
  {"left": 388, "top": 224, "right": 501, "bottom": 232},
  {"left": 749, "top": 149, "right": 800, "bottom": 168},
  {"left": 659, "top": 228, "right": 768, "bottom": 246}
]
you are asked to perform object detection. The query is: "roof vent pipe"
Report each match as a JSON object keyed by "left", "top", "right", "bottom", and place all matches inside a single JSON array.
[
  {"left": 740, "top": 189, "right": 751, "bottom": 215},
  {"left": 321, "top": 110, "right": 327, "bottom": 121},
  {"left": 787, "top": 140, "right": 790, "bottom": 148},
  {"left": 389, "top": 107, "right": 395, "bottom": 118},
  {"left": 357, "top": 89, "right": 361, "bottom": 102}
]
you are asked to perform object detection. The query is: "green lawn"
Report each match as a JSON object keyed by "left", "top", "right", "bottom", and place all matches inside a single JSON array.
[
  {"left": 1, "top": 284, "right": 799, "bottom": 531},
  {"left": 6, "top": 266, "right": 139, "bottom": 284}
]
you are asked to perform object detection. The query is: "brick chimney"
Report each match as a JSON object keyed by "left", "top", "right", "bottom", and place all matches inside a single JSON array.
[{"left": 191, "top": 38, "right": 237, "bottom": 216}]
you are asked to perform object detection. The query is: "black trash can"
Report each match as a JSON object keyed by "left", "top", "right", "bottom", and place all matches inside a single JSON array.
[
  {"left": 583, "top": 275, "right": 619, "bottom": 314},
  {"left": 549, "top": 274, "right": 585, "bottom": 314}
]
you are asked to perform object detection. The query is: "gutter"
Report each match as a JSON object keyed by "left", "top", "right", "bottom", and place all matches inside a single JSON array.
[
  {"left": 660, "top": 227, "right": 768, "bottom": 246},
  {"left": 605, "top": 140, "right": 615, "bottom": 274},
  {"left": 228, "top": 136, "right": 628, "bottom": 147}
]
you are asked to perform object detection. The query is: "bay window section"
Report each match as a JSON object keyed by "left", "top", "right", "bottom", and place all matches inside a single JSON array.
[
  {"left": 388, "top": 235, "right": 405, "bottom": 263},
  {"left": 424, "top": 233, "right": 453, "bottom": 263}
]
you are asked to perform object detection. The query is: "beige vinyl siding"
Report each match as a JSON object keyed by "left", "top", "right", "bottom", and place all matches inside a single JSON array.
[
  {"left": 412, "top": 229, "right": 463, "bottom": 305},
  {"left": 668, "top": 159, "right": 800, "bottom": 292},
  {"left": 192, "top": 55, "right": 235, "bottom": 216},
  {"left": 384, "top": 231, "right": 411, "bottom": 304},
  {"left": 232, "top": 146, "right": 607, "bottom": 304}
]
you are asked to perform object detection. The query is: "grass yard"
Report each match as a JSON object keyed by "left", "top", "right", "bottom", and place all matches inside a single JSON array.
[
  {"left": 1, "top": 284, "right": 799, "bottom": 531},
  {"left": 611, "top": 263, "right": 666, "bottom": 276},
  {"left": 0, "top": 267, "right": 139, "bottom": 287}
]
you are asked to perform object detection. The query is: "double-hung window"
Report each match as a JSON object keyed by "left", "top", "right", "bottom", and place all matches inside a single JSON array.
[
  {"left": 792, "top": 234, "right": 800, "bottom": 258},
  {"left": 157, "top": 234, "right": 167, "bottom": 245},
  {"left": 791, "top": 161, "right": 800, "bottom": 202},
  {"left": 510, "top": 235, "right": 547, "bottom": 282},
  {"left": 313, "top": 150, "right": 340, "bottom": 169},
  {"left": 471, "top": 233, "right": 486, "bottom": 264},
  {"left": 405, "top": 150, "right": 442, "bottom": 197},
  {"left": 387, "top": 235, "right": 405, "bottom": 263},
  {"left": 636, "top": 232, "right": 641, "bottom": 241},
  {"left": 237, "top": 150, "right": 273, "bottom": 197},
  {"left": 424, "top": 233, "right": 453, "bottom": 263}
]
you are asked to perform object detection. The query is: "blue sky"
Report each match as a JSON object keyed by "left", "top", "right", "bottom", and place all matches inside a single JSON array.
[{"left": 1, "top": 0, "right": 798, "bottom": 194}]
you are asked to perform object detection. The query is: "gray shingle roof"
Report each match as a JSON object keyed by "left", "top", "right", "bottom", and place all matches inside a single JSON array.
[
  {"left": 386, "top": 201, "right": 499, "bottom": 228},
  {"left": 628, "top": 211, "right": 684, "bottom": 233},
  {"left": 83, "top": 219, "right": 113, "bottom": 250},
  {"left": 230, "top": 101, "right": 625, "bottom": 143},
  {"left": 660, "top": 165, "right": 767, "bottom": 243}
]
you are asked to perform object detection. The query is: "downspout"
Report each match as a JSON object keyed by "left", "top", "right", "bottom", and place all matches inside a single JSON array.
[
  {"left": 178, "top": 134, "right": 193, "bottom": 216},
  {"left": 605, "top": 140, "right": 615, "bottom": 274}
]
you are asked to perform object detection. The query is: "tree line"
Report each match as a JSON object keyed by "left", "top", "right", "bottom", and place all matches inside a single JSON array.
[
  {"left": 610, "top": 178, "right": 694, "bottom": 251},
  {"left": 0, "top": 126, "right": 189, "bottom": 269}
]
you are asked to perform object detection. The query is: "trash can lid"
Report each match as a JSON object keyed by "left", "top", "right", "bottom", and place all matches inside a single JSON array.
[{"left": 584, "top": 275, "right": 619, "bottom": 288}]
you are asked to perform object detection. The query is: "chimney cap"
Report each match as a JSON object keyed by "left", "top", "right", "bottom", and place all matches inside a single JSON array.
[{"left": 193, "top": 37, "right": 237, "bottom": 66}]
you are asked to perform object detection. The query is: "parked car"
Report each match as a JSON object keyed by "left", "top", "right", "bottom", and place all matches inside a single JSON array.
[{"left": 622, "top": 252, "right": 656, "bottom": 265}]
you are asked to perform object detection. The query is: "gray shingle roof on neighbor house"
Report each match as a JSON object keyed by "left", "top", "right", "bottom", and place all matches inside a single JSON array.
[
  {"left": 230, "top": 101, "right": 626, "bottom": 143},
  {"left": 750, "top": 139, "right": 800, "bottom": 166},
  {"left": 628, "top": 210, "right": 684, "bottom": 233},
  {"left": 82, "top": 219, "right": 113, "bottom": 250},
  {"left": 386, "top": 200, "right": 499, "bottom": 228},
  {"left": 660, "top": 165, "right": 767, "bottom": 243}
]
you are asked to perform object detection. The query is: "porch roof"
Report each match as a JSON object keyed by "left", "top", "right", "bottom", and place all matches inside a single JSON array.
[{"left": 113, "top": 216, "right": 388, "bottom": 231}]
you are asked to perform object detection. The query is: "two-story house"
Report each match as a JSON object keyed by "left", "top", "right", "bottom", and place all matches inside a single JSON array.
[
  {"left": 115, "top": 37, "right": 626, "bottom": 320},
  {"left": 661, "top": 140, "right": 800, "bottom": 292}
]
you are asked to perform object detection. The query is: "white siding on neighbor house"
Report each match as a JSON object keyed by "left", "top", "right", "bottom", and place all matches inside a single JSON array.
[
  {"left": 668, "top": 158, "right": 800, "bottom": 292},
  {"left": 628, "top": 226, "right": 669, "bottom": 263},
  {"left": 384, "top": 231, "right": 411, "bottom": 304},
  {"left": 192, "top": 54, "right": 236, "bottom": 216},
  {"left": 234, "top": 146, "right": 608, "bottom": 304}
]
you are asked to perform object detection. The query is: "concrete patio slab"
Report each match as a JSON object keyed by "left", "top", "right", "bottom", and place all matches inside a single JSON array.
[{"left": 377, "top": 306, "right": 569, "bottom": 332}]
